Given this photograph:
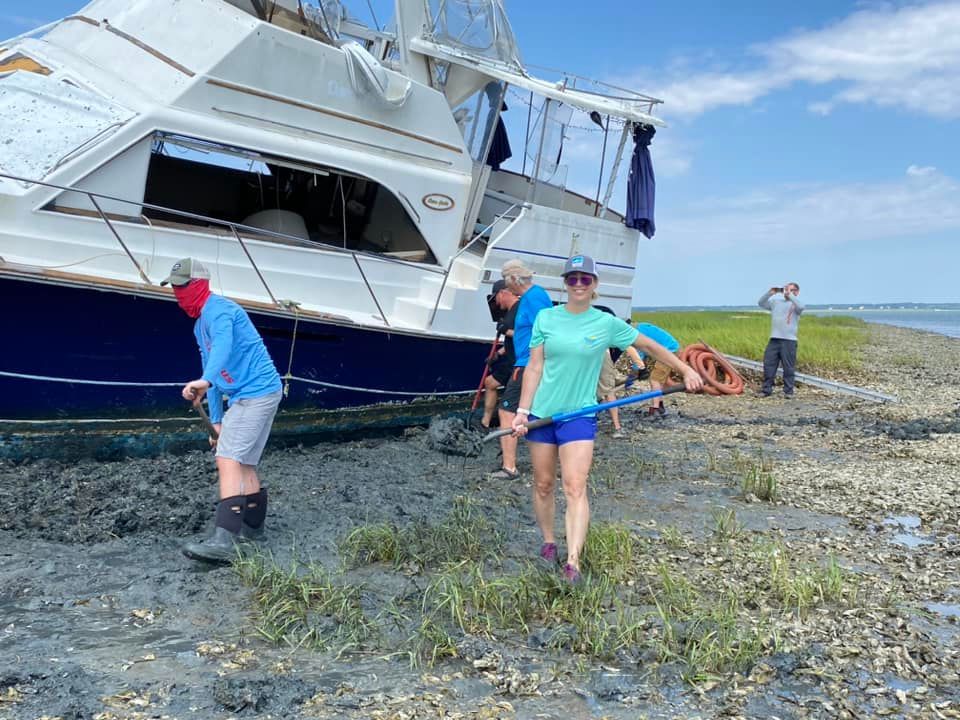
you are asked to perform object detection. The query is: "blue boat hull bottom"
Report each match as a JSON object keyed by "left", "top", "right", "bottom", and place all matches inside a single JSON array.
[{"left": 0, "top": 275, "right": 490, "bottom": 458}]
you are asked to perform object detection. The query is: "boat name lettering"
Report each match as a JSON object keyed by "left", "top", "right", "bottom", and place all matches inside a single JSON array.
[{"left": 421, "top": 193, "right": 455, "bottom": 211}]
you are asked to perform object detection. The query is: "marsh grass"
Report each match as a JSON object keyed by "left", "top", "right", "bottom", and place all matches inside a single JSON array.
[
  {"left": 710, "top": 507, "right": 743, "bottom": 540},
  {"left": 238, "top": 498, "right": 860, "bottom": 687},
  {"left": 742, "top": 463, "right": 778, "bottom": 501},
  {"left": 415, "top": 556, "right": 647, "bottom": 662},
  {"left": 629, "top": 450, "right": 668, "bottom": 482},
  {"left": 633, "top": 311, "right": 868, "bottom": 373},
  {"left": 674, "top": 595, "right": 771, "bottom": 683},
  {"left": 339, "top": 496, "right": 501, "bottom": 570},
  {"left": 763, "top": 543, "right": 858, "bottom": 616},
  {"left": 659, "top": 524, "right": 688, "bottom": 550},
  {"left": 651, "top": 572, "right": 769, "bottom": 682},
  {"left": 234, "top": 550, "right": 375, "bottom": 651},
  {"left": 591, "top": 459, "right": 619, "bottom": 490},
  {"left": 581, "top": 522, "right": 635, "bottom": 583}
]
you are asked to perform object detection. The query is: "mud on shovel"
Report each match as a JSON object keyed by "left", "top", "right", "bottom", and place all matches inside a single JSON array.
[{"left": 482, "top": 384, "right": 687, "bottom": 443}]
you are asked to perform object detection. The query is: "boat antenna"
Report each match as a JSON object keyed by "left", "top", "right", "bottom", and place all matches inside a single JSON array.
[
  {"left": 521, "top": 91, "right": 533, "bottom": 176},
  {"left": 593, "top": 114, "right": 610, "bottom": 216},
  {"left": 365, "top": 0, "right": 381, "bottom": 31}
]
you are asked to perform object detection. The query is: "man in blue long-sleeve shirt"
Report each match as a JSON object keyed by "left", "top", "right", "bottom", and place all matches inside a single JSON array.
[
  {"left": 758, "top": 282, "right": 805, "bottom": 398},
  {"left": 161, "top": 258, "right": 282, "bottom": 563}
]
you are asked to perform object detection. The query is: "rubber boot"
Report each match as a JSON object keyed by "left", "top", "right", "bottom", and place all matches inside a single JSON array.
[
  {"left": 182, "top": 496, "right": 243, "bottom": 563},
  {"left": 182, "top": 526, "right": 241, "bottom": 563},
  {"left": 239, "top": 488, "right": 267, "bottom": 543}
]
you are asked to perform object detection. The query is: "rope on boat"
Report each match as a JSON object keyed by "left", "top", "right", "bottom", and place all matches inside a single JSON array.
[
  {"left": 286, "top": 375, "right": 475, "bottom": 396},
  {"left": 282, "top": 300, "right": 302, "bottom": 399},
  {"left": 0, "top": 370, "right": 182, "bottom": 387},
  {"left": 0, "top": 369, "right": 475, "bottom": 397}
]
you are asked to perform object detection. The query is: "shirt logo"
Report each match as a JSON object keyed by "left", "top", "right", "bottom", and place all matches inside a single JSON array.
[{"left": 583, "top": 334, "right": 603, "bottom": 348}]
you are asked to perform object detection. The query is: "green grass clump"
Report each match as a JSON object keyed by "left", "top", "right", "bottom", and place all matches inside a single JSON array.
[
  {"left": 581, "top": 523, "right": 635, "bottom": 584},
  {"left": 339, "top": 496, "right": 501, "bottom": 570},
  {"left": 710, "top": 507, "right": 743, "bottom": 540},
  {"left": 651, "top": 570, "right": 771, "bottom": 683},
  {"left": 762, "top": 543, "right": 858, "bottom": 616},
  {"left": 742, "top": 463, "right": 778, "bottom": 501},
  {"left": 671, "top": 594, "right": 771, "bottom": 683},
  {"left": 632, "top": 310, "right": 868, "bottom": 373},
  {"left": 415, "top": 557, "right": 646, "bottom": 663},
  {"left": 235, "top": 551, "right": 375, "bottom": 651}
]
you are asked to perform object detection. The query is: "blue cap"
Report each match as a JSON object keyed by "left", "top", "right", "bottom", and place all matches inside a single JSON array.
[{"left": 562, "top": 254, "right": 598, "bottom": 278}]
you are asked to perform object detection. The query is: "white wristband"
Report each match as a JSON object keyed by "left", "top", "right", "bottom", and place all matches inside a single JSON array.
[{"left": 516, "top": 408, "right": 530, "bottom": 416}]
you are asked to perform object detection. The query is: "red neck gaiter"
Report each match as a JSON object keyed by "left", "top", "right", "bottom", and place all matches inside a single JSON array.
[{"left": 173, "top": 279, "right": 212, "bottom": 318}]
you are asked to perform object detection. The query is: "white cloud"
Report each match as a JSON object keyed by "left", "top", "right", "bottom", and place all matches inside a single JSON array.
[
  {"left": 658, "top": 167, "right": 960, "bottom": 257},
  {"left": 640, "top": 1, "right": 960, "bottom": 120}
]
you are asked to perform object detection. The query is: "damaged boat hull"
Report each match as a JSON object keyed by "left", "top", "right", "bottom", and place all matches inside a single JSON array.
[{"left": 0, "top": 275, "right": 487, "bottom": 457}]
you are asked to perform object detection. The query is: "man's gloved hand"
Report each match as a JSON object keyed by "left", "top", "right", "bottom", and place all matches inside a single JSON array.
[
  {"left": 637, "top": 367, "right": 651, "bottom": 380},
  {"left": 496, "top": 320, "right": 508, "bottom": 335}
]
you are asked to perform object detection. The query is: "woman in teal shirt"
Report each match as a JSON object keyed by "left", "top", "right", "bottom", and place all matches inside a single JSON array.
[{"left": 511, "top": 255, "right": 702, "bottom": 584}]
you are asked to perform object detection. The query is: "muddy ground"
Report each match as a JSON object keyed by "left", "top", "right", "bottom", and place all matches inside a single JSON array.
[{"left": 2, "top": 324, "right": 960, "bottom": 720}]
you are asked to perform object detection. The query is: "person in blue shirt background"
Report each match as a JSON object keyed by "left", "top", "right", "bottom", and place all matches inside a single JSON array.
[
  {"left": 161, "top": 258, "right": 283, "bottom": 563},
  {"left": 486, "top": 259, "right": 553, "bottom": 481},
  {"left": 634, "top": 322, "right": 682, "bottom": 416}
]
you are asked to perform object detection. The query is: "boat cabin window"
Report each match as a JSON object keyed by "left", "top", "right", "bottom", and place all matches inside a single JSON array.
[{"left": 139, "top": 133, "right": 436, "bottom": 263}]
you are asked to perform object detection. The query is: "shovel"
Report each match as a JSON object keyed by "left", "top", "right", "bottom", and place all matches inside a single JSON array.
[
  {"left": 482, "top": 384, "right": 687, "bottom": 443},
  {"left": 192, "top": 399, "right": 220, "bottom": 441}
]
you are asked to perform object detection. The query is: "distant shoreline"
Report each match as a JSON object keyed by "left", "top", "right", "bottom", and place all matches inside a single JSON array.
[
  {"left": 633, "top": 305, "right": 960, "bottom": 340},
  {"left": 634, "top": 304, "right": 960, "bottom": 312}
]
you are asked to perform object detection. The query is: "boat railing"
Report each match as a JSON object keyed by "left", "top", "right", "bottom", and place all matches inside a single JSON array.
[
  {"left": 0, "top": 172, "right": 454, "bottom": 328},
  {"left": 524, "top": 62, "right": 664, "bottom": 115},
  {"left": 428, "top": 201, "right": 523, "bottom": 327}
]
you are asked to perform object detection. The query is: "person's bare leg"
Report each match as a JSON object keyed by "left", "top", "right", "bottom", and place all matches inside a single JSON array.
[
  {"left": 650, "top": 379, "right": 663, "bottom": 410},
  {"left": 216, "top": 456, "right": 246, "bottom": 499},
  {"left": 605, "top": 394, "right": 621, "bottom": 430},
  {"left": 529, "top": 441, "right": 558, "bottom": 545},
  {"left": 482, "top": 375, "right": 500, "bottom": 427},
  {"left": 497, "top": 407, "right": 518, "bottom": 472},
  {"left": 240, "top": 465, "right": 261, "bottom": 495},
  {"left": 559, "top": 440, "right": 594, "bottom": 570}
]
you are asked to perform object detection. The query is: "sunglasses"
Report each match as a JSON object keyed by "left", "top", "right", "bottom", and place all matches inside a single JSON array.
[{"left": 564, "top": 273, "right": 596, "bottom": 287}]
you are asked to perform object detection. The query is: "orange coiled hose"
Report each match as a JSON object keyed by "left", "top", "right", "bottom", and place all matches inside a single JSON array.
[{"left": 678, "top": 342, "right": 745, "bottom": 396}]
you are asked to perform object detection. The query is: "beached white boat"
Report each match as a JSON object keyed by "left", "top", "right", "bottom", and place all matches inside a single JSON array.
[{"left": 0, "top": 0, "right": 664, "bottom": 455}]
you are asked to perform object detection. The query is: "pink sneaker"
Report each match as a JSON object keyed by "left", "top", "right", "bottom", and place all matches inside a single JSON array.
[
  {"left": 563, "top": 563, "right": 582, "bottom": 585},
  {"left": 539, "top": 542, "right": 559, "bottom": 567}
]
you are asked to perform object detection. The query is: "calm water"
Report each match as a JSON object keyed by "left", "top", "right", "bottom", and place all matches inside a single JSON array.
[{"left": 807, "top": 308, "right": 960, "bottom": 339}]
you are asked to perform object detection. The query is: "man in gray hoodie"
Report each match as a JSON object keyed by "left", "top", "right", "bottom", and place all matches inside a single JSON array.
[{"left": 758, "top": 283, "right": 804, "bottom": 398}]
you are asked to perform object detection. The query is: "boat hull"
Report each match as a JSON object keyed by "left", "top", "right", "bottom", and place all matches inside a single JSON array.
[{"left": 1, "top": 275, "right": 490, "bottom": 457}]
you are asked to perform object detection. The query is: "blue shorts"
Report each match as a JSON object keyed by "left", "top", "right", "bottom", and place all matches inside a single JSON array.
[{"left": 525, "top": 415, "right": 597, "bottom": 446}]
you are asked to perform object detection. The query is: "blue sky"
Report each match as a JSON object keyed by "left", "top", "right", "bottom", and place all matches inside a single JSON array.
[{"left": 4, "top": 1, "right": 959, "bottom": 306}]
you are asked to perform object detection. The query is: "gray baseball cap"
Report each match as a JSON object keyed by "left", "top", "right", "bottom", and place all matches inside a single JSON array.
[
  {"left": 160, "top": 258, "right": 210, "bottom": 287},
  {"left": 562, "top": 254, "right": 598, "bottom": 279}
]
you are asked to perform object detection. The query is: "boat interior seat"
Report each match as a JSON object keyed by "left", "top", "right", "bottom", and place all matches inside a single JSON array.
[{"left": 241, "top": 209, "right": 310, "bottom": 242}]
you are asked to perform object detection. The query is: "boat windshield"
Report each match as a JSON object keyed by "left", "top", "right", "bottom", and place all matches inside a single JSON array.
[{"left": 426, "top": 0, "right": 522, "bottom": 69}]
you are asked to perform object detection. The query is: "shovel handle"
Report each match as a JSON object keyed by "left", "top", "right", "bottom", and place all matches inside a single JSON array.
[
  {"left": 482, "top": 384, "right": 686, "bottom": 443},
  {"left": 192, "top": 400, "right": 220, "bottom": 440}
]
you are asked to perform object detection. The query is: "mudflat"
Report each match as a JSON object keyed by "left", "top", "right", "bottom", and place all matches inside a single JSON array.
[{"left": 2, "top": 324, "right": 959, "bottom": 719}]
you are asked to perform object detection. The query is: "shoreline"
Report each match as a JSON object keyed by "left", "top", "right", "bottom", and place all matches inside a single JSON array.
[{"left": 2, "top": 323, "right": 959, "bottom": 719}]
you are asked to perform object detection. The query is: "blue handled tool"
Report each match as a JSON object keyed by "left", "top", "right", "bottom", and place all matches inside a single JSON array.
[{"left": 482, "top": 384, "right": 686, "bottom": 443}]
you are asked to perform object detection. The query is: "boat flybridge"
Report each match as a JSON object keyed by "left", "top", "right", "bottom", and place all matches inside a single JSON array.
[{"left": 0, "top": 0, "right": 665, "bottom": 452}]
